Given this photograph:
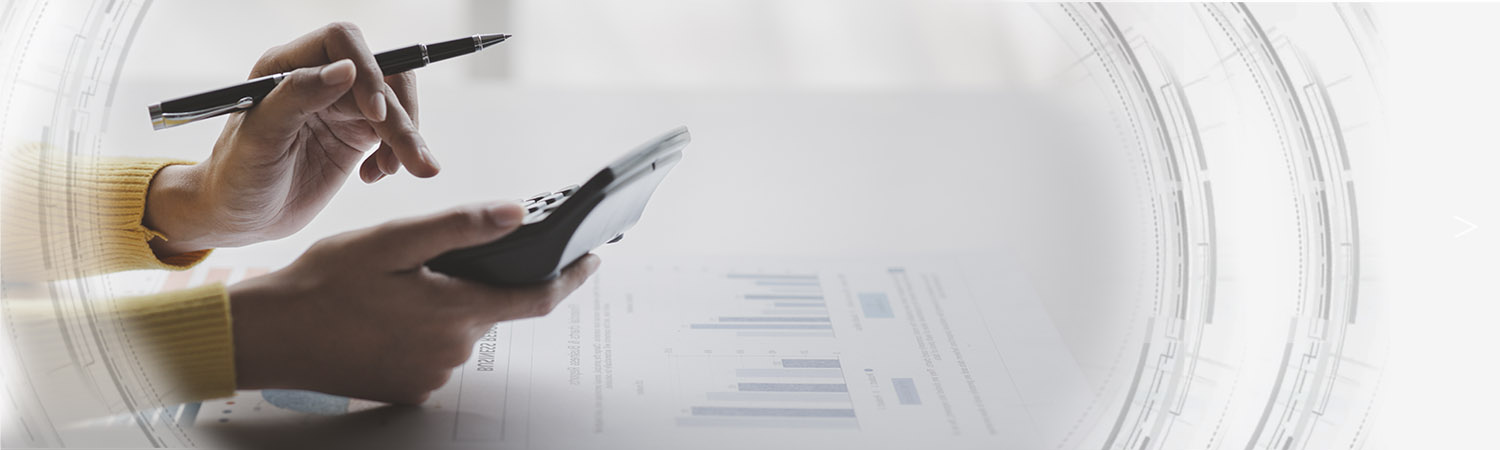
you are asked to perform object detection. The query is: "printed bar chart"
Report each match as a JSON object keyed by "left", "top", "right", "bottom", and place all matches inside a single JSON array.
[
  {"left": 673, "top": 356, "right": 859, "bottom": 430},
  {"left": 689, "top": 273, "right": 835, "bottom": 338}
]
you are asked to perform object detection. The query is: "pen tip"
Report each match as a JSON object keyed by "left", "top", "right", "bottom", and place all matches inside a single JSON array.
[{"left": 477, "top": 33, "right": 510, "bottom": 49}]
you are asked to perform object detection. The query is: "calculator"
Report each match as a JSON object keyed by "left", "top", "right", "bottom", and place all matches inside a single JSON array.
[{"left": 425, "top": 126, "right": 689, "bottom": 285}]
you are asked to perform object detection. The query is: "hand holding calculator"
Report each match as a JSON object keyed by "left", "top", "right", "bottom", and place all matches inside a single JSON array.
[{"left": 425, "top": 127, "right": 689, "bottom": 285}]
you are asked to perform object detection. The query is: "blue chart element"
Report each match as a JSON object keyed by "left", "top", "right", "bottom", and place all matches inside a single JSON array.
[
  {"left": 719, "top": 317, "right": 831, "bottom": 322},
  {"left": 178, "top": 402, "right": 201, "bottom": 425},
  {"left": 891, "top": 378, "right": 922, "bottom": 405},
  {"left": 261, "top": 389, "right": 351, "bottom": 415},
  {"left": 692, "top": 324, "right": 833, "bottom": 330},
  {"left": 858, "top": 292, "right": 895, "bottom": 318},
  {"left": 738, "top": 383, "right": 849, "bottom": 393},
  {"left": 736, "top": 368, "right": 845, "bottom": 378},
  {"left": 692, "top": 406, "right": 856, "bottom": 417},
  {"left": 782, "top": 359, "right": 841, "bottom": 369},
  {"left": 753, "top": 280, "right": 821, "bottom": 286},
  {"left": 745, "top": 294, "right": 824, "bottom": 300}
]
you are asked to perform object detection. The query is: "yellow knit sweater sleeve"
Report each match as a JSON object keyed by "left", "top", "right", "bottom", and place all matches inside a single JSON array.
[
  {"left": 113, "top": 283, "right": 237, "bottom": 403},
  {"left": 2, "top": 143, "right": 212, "bottom": 279},
  {"left": 2, "top": 143, "right": 236, "bottom": 403}
]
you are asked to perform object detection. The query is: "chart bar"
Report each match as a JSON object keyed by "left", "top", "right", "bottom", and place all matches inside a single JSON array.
[
  {"left": 891, "top": 378, "right": 922, "bottom": 405},
  {"left": 745, "top": 294, "right": 824, "bottom": 300},
  {"left": 706, "top": 391, "right": 852, "bottom": 403},
  {"left": 753, "top": 280, "right": 821, "bottom": 286},
  {"left": 759, "top": 309, "right": 832, "bottom": 316},
  {"left": 735, "top": 368, "right": 845, "bottom": 378},
  {"left": 735, "top": 331, "right": 836, "bottom": 338},
  {"left": 738, "top": 383, "right": 848, "bottom": 393},
  {"left": 719, "top": 317, "right": 830, "bottom": 323},
  {"left": 773, "top": 302, "right": 825, "bottom": 308},
  {"left": 769, "top": 288, "right": 824, "bottom": 294},
  {"left": 674, "top": 417, "right": 859, "bottom": 429},
  {"left": 782, "top": 359, "right": 842, "bottom": 369},
  {"left": 691, "top": 324, "right": 832, "bottom": 330},
  {"left": 692, "top": 407, "right": 855, "bottom": 418}
]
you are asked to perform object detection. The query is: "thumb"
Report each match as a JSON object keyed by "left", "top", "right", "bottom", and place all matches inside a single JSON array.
[
  {"left": 364, "top": 202, "right": 526, "bottom": 270},
  {"left": 239, "top": 59, "right": 357, "bottom": 139}
]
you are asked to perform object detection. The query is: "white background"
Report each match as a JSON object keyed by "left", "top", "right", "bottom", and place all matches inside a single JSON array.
[{"left": 1373, "top": 4, "right": 1500, "bottom": 448}]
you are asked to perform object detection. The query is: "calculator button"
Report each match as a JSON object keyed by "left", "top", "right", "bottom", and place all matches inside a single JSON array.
[{"left": 559, "top": 184, "right": 579, "bottom": 196}]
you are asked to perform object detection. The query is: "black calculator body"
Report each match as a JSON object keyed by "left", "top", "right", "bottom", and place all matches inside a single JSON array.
[{"left": 426, "top": 127, "right": 689, "bottom": 285}]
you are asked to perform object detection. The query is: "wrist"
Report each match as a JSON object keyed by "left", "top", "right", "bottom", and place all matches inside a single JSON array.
[
  {"left": 227, "top": 275, "right": 293, "bottom": 390},
  {"left": 144, "top": 163, "right": 217, "bottom": 256}
]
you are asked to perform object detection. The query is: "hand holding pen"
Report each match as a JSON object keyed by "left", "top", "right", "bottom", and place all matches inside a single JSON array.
[
  {"left": 142, "top": 22, "right": 509, "bottom": 257},
  {"left": 131, "top": 22, "right": 597, "bottom": 406}
]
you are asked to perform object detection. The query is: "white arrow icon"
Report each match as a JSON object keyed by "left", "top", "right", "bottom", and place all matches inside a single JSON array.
[{"left": 1454, "top": 216, "right": 1479, "bottom": 238}]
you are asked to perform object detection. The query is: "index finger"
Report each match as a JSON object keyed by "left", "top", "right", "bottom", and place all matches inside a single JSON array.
[
  {"left": 251, "top": 22, "right": 388, "bottom": 123},
  {"left": 361, "top": 71, "right": 422, "bottom": 182}
]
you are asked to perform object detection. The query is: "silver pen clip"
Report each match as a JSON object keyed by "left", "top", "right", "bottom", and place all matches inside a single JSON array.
[{"left": 149, "top": 96, "right": 257, "bottom": 131}]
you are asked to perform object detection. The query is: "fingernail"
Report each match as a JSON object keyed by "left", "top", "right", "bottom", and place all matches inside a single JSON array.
[
  {"left": 486, "top": 202, "right": 522, "bottom": 228},
  {"left": 420, "top": 145, "right": 441, "bottom": 172},
  {"left": 368, "top": 91, "right": 387, "bottom": 122},
  {"left": 319, "top": 59, "right": 355, "bottom": 85},
  {"left": 379, "top": 153, "right": 396, "bottom": 175}
]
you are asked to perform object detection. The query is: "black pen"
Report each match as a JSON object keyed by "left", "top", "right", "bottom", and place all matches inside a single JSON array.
[{"left": 148, "top": 33, "right": 510, "bottom": 130}]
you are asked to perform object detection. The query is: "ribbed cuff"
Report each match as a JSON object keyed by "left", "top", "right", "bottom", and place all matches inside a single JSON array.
[
  {"left": 89, "top": 157, "right": 214, "bottom": 271},
  {"left": 1, "top": 143, "right": 212, "bottom": 280},
  {"left": 114, "top": 283, "right": 237, "bottom": 404}
]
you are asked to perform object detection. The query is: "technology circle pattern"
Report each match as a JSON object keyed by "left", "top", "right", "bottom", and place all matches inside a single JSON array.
[{"left": 0, "top": 2, "right": 1386, "bottom": 449}]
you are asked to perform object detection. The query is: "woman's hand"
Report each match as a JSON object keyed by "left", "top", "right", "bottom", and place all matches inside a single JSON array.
[
  {"left": 145, "top": 22, "right": 437, "bottom": 256},
  {"left": 226, "top": 202, "right": 601, "bottom": 405}
]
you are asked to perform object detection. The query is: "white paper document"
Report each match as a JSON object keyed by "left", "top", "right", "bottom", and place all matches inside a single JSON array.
[{"left": 185, "top": 255, "right": 1091, "bottom": 449}]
